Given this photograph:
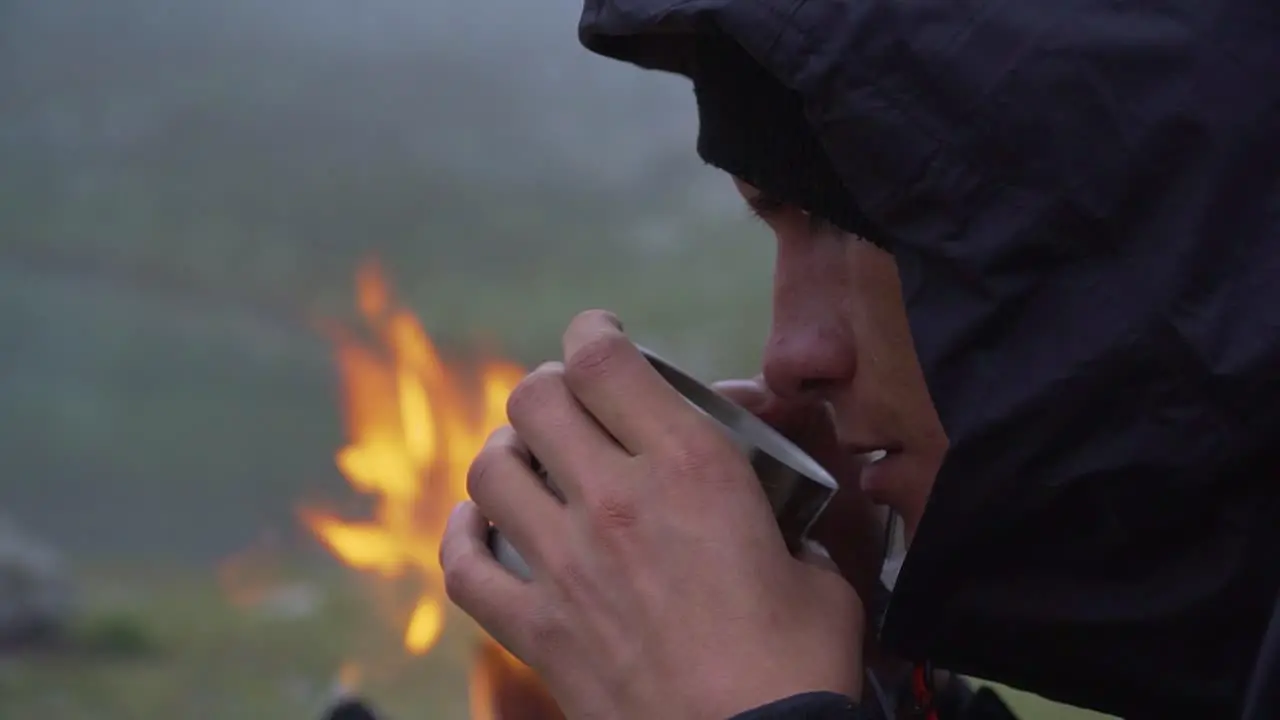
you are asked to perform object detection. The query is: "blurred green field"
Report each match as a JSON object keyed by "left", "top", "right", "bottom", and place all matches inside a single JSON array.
[
  {"left": 0, "top": 566, "right": 1112, "bottom": 720},
  {"left": 0, "top": 565, "right": 474, "bottom": 719}
]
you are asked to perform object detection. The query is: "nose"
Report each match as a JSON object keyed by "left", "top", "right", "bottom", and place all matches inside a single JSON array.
[{"left": 761, "top": 243, "right": 858, "bottom": 402}]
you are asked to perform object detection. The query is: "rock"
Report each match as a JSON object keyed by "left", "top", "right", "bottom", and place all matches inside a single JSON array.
[
  {"left": 0, "top": 517, "right": 74, "bottom": 650},
  {"left": 320, "top": 697, "right": 382, "bottom": 720}
]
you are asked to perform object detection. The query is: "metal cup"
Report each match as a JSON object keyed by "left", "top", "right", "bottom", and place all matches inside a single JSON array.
[{"left": 488, "top": 345, "right": 839, "bottom": 581}]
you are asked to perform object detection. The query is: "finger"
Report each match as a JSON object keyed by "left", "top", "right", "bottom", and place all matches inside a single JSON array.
[
  {"left": 797, "top": 538, "right": 840, "bottom": 574},
  {"left": 714, "top": 377, "right": 835, "bottom": 444},
  {"left": 560, "top": 309, "right": 715, "bottom": 454},
  {"left": 440, "top": 501, "right": 540, "bottom": 655},
  {"left": 811, "top": 491, "right": 886, "bottom": 600},
  {"left": 466, "top": 426, "right": 567, "bottom": 573},
  {"left": 710, "top": 378, "right": 771, "bottom": 414},
  {"left": 714, "top": 379, "right": 852, "bottom": 502},
  {"left": 505, "top": 361, "right": 630, "bottom": 503}
]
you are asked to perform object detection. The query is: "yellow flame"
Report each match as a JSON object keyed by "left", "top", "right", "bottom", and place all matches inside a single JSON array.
[
  {"left": 301, "top": 260, "right": 523, "bottom": 656},
  {"left": 301, "top": 260, "right": 561, "bottom": 720}
]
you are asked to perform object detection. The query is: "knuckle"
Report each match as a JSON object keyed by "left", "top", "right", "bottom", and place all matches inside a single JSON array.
[
  {"left": 505, "top": 362, "right": 565, "bottom": 423},
  {"left": 564, "top": 333, "right": 630, "bottom": 388},
  {"left": 546, "top": 553, "right": 593, "bottom": 599},
  {"left": 571, "top": 308, "right": 622, "bottom": 332},
  {"left": 442, "top": 552, "right": 485, "bottom": 606},
  {"left": 663, "top": 439, "right": 721, "bottom": 479},
  {"left": 649, "top": 435, "right": 747, "bottom": 491},
  {"left": 466, "top": 444, "right": 504, "bottom": 500},
  {"left": 523, "top": 602, "right": 569, "bottom": 657},
  {"left": 587, "top": 492, "right": 641, "bottom": 534}
]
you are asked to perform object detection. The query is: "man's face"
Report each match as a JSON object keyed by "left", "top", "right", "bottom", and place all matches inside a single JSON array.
[{"left": 733, "top": 178, "right": 948, "bottom": 541}]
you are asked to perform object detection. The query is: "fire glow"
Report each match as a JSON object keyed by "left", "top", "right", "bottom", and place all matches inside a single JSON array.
[{"left": 300, "top": 260, "right": 559, "bottom": 718}]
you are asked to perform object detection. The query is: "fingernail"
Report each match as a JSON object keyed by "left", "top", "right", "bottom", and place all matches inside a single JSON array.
[
  {"left": 605, "top": 313, "right": 624, "bottom": 331},
  {"left": 712, "top": 379, "right": 768, "bottom": 411},
  {"left": 802, "top": 538, "right": 832, "bottom": 561}
]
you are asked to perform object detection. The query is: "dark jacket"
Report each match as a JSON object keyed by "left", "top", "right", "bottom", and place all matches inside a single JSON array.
[
  {"left": 577, "top": 1, "right": 1280, "bottom": 718},
  {"left": 728, "top": 685, "right": 1020, "bottom": 720}
]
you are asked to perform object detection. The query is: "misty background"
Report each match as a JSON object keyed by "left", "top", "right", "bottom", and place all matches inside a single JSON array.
[
  {"left": 0, "top": 3, "right": 1103, "bottom": 718},
  {"left": 1, "top": 0, "right": 773, "bottom": 562}
]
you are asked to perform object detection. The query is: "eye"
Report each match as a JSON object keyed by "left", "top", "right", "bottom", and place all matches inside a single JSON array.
[
  {"left": 745, "top": 194, "right": 789, "bottom": 221},
  {"left": 745, "top": 195, "right": 839, "bottom": 237},
  {"left": 807, "top": 214, "right": 837, "bottom": 234}
]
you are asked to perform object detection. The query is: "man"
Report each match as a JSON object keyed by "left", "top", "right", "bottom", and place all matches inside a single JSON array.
[{"left": 440, "top": 1, "right": 1280, "bottom": 718}]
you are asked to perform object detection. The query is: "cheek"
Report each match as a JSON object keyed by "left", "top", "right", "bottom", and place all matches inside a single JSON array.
[{"left": 840, "top": 244, "right": 921, "bottom": 370}]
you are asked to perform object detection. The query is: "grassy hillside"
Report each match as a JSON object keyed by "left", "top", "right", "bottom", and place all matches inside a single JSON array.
[{"left": 0, "top": 566, "right": 1113, "bottom": 720}]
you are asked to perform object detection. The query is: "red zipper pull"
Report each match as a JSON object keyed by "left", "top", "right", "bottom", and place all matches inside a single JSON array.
[{"left": 907, "top": 664, "right": 939, "bottom": 720}]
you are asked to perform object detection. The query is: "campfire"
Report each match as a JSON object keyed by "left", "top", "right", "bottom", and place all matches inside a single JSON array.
[{"left": 297, "top": 260, "right": 562, "bottom": 719}]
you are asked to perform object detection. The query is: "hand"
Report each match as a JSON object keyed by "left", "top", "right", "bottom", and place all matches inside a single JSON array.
[
  {"left": 441, "top": 310, "right": 864, "bottom": 720},
  {"left": 712, "top": 378, "right": 905, "bottom": 677},
  {"left": 711, "top": 378, "right": 887, "bottom": 607},
  {"left": 712, "top": 380, "right": 953, "bottom": 717},
  {"left": 477, "top": 638, "right": 567, "bottom": 720}
]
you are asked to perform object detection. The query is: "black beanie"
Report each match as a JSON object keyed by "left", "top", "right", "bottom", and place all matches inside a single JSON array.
[{"left": 689, "top": 33, "right": 876, "bottom": 240}]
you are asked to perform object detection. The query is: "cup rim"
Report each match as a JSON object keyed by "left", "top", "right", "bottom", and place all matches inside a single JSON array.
[{"left": 636, "top": 345, "right": 839, "bottom": 491}]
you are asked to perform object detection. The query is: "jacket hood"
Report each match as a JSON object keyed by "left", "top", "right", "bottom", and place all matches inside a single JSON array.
[{"left": 579, "top": 1, "right": 1280, "bottom": 717}]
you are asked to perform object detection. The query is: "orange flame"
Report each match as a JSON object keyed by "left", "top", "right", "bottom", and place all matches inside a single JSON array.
[
  {"left": 300, "top": 260, "right": 564, "bottom": 719},
  {"left": 301, "top": 259, "right": 524, "bottom": 657}
]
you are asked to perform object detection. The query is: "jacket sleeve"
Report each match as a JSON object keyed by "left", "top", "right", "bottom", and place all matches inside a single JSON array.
[
  {"left": 1241, "top": 591, "right": 1280, "bottom": 720},
  {"left": 728, "top": 692, "right": 868, "bottom": 720},
  {"left": 723, "top": 683, "right": 1023, "bottom": 720}
]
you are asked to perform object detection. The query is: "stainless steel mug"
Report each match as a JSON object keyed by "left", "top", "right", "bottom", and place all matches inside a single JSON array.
[{"left": 487, "top": 345, "right": 839, "bottom": 581}]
